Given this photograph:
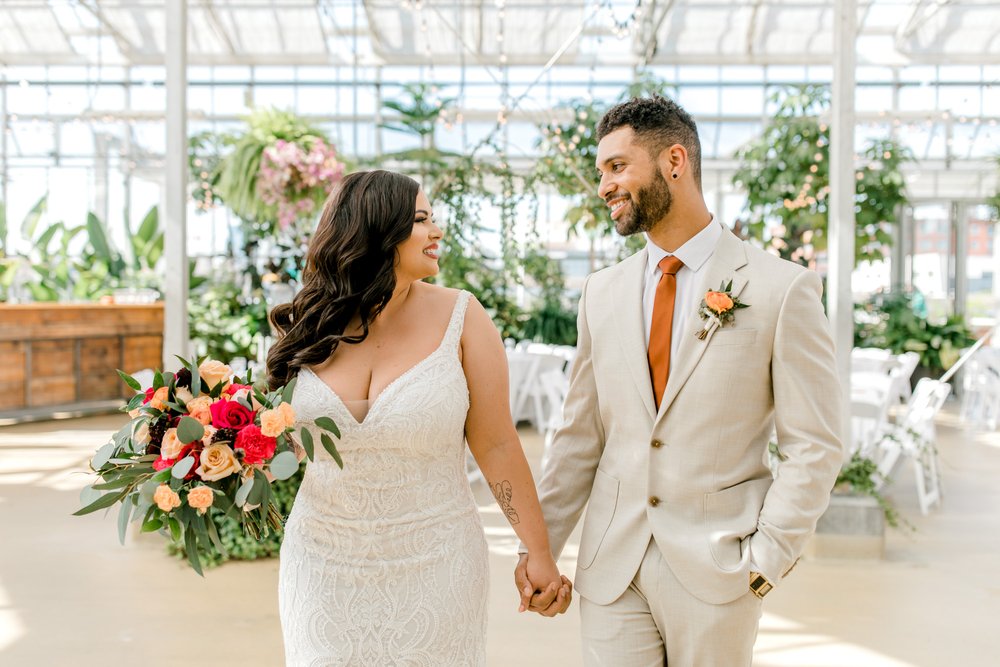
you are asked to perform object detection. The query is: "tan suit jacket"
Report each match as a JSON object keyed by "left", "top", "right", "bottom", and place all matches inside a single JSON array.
[{"left": 537, "top": 228, "right": 845, "bottom": 606}]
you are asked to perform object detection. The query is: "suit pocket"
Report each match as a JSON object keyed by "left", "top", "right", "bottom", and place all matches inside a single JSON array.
[
  {"left": 577, "top": 468, "right": 620, "bottom": 570},
  {"left": 704, "top": 476, "right": 772, "bottom": 571},
  {"left": 710, "top": 328, "right": 757, "bottom": 346}
]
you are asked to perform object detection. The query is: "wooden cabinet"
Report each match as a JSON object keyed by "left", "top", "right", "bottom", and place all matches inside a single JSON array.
[{"left": 0, "top": 303, "right": 163, "bottom": 421}]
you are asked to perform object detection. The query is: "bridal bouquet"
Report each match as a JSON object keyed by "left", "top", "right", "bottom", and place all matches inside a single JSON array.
[{"left": 74, "top": 357, "right": 342, "bottom": 574}]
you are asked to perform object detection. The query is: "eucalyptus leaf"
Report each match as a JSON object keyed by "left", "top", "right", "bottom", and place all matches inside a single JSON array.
[
  {"left": 116, "top": 369, "right": 142, "bottom": 391},
  {"left": 171, "top": 456, "right": 196, "bottom": 479},
  {"left": 79, "top": 485, "right": 103, "bottom": 507},
  {"left": 205, "top": 514, "right": 228, "bottom": 557},
  {"left": 235, "top": 476, "right": 254, "bottom": 507},
  {"left": 176, "top": 416, "right": 205, "bottom": 444},
  {"left": 141, "top": 518, "right": 163, "bottom": 533},
  {"left": 269, "top": 450, "right": 299, "bottom": 481},
  {"left": 247, "top": 469, "right": 268, "bottom": 506},
  {"left": 314, "top": 417, "right": 341, "bottom": 439},
  {"left": 73, "top": 488, "right": 128, "bottom": 516},
  {"left": 320, "top": 433, "right": 344, "bottom": 469},
  {"left": 185, "top": 526, "right": 204, "bottom": 576},
  {"left": 281, "top": 377, "right": 297, "bottom": 404},
  {"left": 91, "top": 442, "right": 116, "bottom": 470},
  {"left": 117, "top": 499, "right": 133, "bottom": 545},
  {"left": 299, "top": 428, "right": 314, "bottom": 461}
]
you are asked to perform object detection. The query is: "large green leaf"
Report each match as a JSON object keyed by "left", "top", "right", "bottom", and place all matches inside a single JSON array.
[
  {"left": 320, "top": 433, "right": 343, "bottom": 469},
  {"left": 86, "top": 212, "right": 116, "bottom": 266},
  {"left": 269, "top": 450, "right": 299, "bottom": 480},
  {"left": 21, "top": 194, "right": 47, "bottom": 240},
  {"left": 176, "top": 416, "right": 205, "bottom": 445}
]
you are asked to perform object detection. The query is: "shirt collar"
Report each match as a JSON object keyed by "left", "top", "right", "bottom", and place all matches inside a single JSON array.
[{"left": 645, "top": 216, "right": 722, "bottom": 276}]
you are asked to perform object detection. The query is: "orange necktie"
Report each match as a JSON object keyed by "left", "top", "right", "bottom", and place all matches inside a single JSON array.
[{"left": 648, "top": 255, "right": 684, "bottom": 409}]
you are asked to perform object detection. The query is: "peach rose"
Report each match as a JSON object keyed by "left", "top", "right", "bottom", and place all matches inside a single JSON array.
[
  {"left": 132, "top": 421, "right": 150, "bottom": 448},
  {"left": 277, "top": 402, "right": 296, "bottom": 428},
  {"left": 198, "top": 359, "right": 232, "bottom": 391},
  {"left": 705, "top": 291, "right": 734, "bottom": 314},
  {"left": 160, "top": 428, "right": 184, "bottom": 460},
  {"left": 187, "top": 486, "right": 215, "bottom": 514},
  {"left": 186, "top": 395, "right": 214, "bottom": 426},
  {"left": 259, "top": 409, "right": 286, "bottom": 438},
  {"left": 148, "top": 386, "right": 169, "bottom": 411},
  {"left": 153, "top": 484, "right": 181, "bottom": 512},
  {"left": 196, "top": 443, "right": 241, "bottom": 482}
]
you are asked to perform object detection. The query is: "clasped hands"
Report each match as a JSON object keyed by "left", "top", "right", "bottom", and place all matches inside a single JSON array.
[{"left": 514, "top": 552, "right": 573, "bottom": 617}]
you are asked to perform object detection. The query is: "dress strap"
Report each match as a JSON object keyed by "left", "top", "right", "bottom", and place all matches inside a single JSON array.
[{"left": 441, "top": 290, "right": 472, "bottom": 349}]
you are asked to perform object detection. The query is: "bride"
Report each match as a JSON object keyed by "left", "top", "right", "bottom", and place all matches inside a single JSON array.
[{"left": 267, "top": 170, "right": 571, "bottom": 665}]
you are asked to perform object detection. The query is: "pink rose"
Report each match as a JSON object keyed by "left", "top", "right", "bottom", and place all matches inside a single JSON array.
[{"left": 209, "top": 399, "right": 256, "bottom": 430}]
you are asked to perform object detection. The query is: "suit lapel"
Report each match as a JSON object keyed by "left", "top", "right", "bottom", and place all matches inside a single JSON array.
[
  {"left": 655, "top": 230, "right": 749, "bottom": 421},
  {"left": 612, "top": 249, "right": 657, "bottom": 422}
]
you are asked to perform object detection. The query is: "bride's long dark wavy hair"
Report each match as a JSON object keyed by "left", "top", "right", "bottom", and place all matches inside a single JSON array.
[{"left": 266, "top": 170, "right": 420, "bottom": 390}]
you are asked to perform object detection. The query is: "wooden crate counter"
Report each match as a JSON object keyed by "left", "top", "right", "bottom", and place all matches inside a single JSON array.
[{"left": 0, "top": 303, "right": 164, "bottom": 418}]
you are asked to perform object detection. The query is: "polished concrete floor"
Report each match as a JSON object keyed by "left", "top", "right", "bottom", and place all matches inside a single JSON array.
[{"left": 1, "top": 402, "right": 998, "bottom": 666}]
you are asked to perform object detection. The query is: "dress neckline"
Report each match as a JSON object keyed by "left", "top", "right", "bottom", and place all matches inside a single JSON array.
[{"left": 301, "top": 291, "right": 467, "bottom": 427}]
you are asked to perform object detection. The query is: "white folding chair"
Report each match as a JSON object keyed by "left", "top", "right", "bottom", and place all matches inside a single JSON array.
[
  {"left": 959, "top": 348, "right": 1000, "bottom": 431},
  {"left": 875, "top": 378, "right": 951, "bottom": 514},
  {"left": 889, "top": 351, "right": 921, "bottom": 404}
]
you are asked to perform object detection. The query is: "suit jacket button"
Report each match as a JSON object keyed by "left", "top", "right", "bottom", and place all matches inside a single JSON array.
[
  {"left": 651, "top": 439, "right": 663, "bottom": 448},
  {"left": 648, "top": 496, "right": 660, "bottom": 507}
]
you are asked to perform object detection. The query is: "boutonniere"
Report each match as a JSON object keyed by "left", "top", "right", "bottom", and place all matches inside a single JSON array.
[{"left": 695, "top": 280, "right": 749, "bottom": 340}]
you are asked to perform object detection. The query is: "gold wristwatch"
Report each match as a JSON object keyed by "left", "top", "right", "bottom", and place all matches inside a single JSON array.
[{"left": 749, "top": 571, "right": 773, "bottom": 599}]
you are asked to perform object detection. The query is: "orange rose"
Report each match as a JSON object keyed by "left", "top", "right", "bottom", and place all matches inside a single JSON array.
[
  {"left": 277, "top": 402, "right": 297, "bottom": 428},
  {"left": 259, "top": 409, "right": 286, "bottom": 438},
  {"left": 148, "top": 386, "right": 169, "bottom": 411},
  {"left": 705, "top": 291, "right": 734, "bottom": 314},
  {"left": 186, "top": 395, "right": 214, "bottom": 426},
  {"left": 153, "top": 484, "right": 181, "bottom": 512},
  {"left": 187, "top": 486, "right": 215, "bottom": 514}
]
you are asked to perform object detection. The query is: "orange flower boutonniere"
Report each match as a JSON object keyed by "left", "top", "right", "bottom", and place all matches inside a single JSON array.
[{"left": 696, "top": 279, "right": 749, "bottom": 339}]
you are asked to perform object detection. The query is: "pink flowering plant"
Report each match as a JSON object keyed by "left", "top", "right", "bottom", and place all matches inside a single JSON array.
[
  {"left": 74, "top": 356, "right": 342, "bottom": 575},
  {"left": 257, "top": 137, "right": 345, "bottom": 230}
]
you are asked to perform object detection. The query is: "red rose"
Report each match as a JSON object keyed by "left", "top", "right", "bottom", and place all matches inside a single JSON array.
[
  {"left": 143, "top": 388, "right": 156, "bottom": 404},
  {"left": 224, "top": 383, "right": 253, "bottom": 397},
  {"left": 153, "top": 456, "right": 173, "bottom": 471},
  {"left": 209, "top": 399, "right": 255, "bottom": 429},
  {"left": 234, "top": 425, "right": 277, "bottom": 465}
]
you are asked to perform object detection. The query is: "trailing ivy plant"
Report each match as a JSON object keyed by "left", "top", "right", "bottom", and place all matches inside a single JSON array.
[
  {"left": 732, "top": 85, "right": 913, "bottom": 267},
  {"left": 834, "top": 453, "right": 911, "bottom": 531}
]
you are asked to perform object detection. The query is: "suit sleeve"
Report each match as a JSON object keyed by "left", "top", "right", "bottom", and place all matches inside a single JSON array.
[
  {"left": 530, "top": 275, "right": 607, "bottom": 560},
  {"left": 750, "top": 268, "right": 846, "bottom": 583}
]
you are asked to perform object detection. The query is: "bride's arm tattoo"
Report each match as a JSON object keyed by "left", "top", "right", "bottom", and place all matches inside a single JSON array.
[{"left": 492, "top": 480, "right": 520, "bottom": 525}]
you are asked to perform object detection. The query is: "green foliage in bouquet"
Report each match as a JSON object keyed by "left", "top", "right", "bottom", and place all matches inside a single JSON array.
[
  {"left": 855, "top": 291, "right": 975, "bottom": 375},
  {"left": 75, "top": 357, "right": 342, "bottom": 575},
  {"left": 732, "top": 85, "right": 913, "bottom": 267},
  {"left": 169, "top": 468, "right": 303, "bottom": 567}
]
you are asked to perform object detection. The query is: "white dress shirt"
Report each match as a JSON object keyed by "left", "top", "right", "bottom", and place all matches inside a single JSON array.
[{"left": 642, "top": 219, "right": 723, "bottom": 355}]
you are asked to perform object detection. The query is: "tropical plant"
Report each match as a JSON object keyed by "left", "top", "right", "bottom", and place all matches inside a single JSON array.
[
  {"left": 211, "top": 108, "right": 338, "bottom": 238},
  {"left": 733, "top": 85, "right": 913, "bottom": 267},
  {"left": 855, "top": 290, "right": 975, "bottom": 375}
]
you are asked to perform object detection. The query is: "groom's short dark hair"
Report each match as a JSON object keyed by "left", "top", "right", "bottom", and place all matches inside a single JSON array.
[{"left": 597, "top": 95, "right": 702, "bottom": 188}]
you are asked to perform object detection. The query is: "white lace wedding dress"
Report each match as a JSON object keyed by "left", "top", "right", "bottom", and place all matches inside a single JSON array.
[{"left": 278, "top": 291, "right": 489, "bottom": 666}]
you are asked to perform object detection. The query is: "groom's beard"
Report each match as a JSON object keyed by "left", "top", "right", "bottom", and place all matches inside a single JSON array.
[{"left": 614, "top": 173, "right": 673, "bottom": 236}]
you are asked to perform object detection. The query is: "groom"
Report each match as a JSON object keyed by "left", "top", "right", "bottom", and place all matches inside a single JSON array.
[{"left": 516, "top": 95, "right": 845, "bottom": 665}]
